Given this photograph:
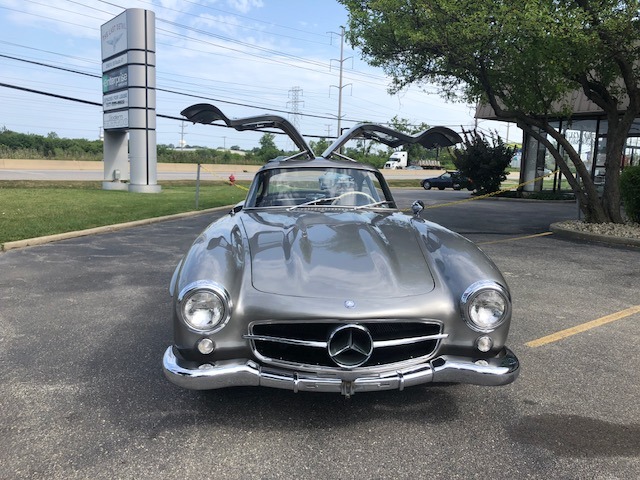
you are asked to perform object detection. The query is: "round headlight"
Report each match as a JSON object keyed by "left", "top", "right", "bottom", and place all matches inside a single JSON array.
[
  {"left": 178, "top": 282, "right": 231, "bottom": 333},
  {"left": 461, "top": 281, "right": 510, "bottom": 332}
]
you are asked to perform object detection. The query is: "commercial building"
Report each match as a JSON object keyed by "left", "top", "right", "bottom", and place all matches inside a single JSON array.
[{"left": 476, "top": 93, "right": 640, "bottom": 193}]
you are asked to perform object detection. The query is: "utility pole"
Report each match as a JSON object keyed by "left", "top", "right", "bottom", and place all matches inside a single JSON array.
[
  {"left": 330, "top": 26, "right": 352, "bottom": 139},
  {"left": 179, "top": 121, "right": 187, "bottom": 149}
]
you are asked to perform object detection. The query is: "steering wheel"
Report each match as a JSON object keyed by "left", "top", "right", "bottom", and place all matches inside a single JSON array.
[{"left": 331, "top": 191, "right": 377, "bottom": 206}]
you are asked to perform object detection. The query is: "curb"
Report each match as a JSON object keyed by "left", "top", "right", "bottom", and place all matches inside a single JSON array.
[
  {"left": 549, "top": 222, "right": 640, "bottom": 248},
  {"left": 1, "top": 205, "right": 233, "bottom": 252},
  {"left": 482, "top": 196, "right": 576, "bottom": 204}
]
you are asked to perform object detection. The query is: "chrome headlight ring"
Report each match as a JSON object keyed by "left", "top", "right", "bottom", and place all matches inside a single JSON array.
[
  {"left": 177, "top": 281, "right": 232, "bottom": 334},
  {"left": 460, "top": 281, "right": 511, "bottom": 333}
]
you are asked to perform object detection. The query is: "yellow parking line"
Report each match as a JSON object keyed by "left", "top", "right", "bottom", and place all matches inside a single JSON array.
[
  {"left": 526, "top": 305, "right": 640, "bottom": 348},
  {"left": 478, "top": 232, "right": 554, "bottom": 245}
]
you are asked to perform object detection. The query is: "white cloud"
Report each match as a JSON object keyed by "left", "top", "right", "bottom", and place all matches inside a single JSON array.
[
  {"left": 0, "top": 0, "right": 519, "bottom": 149},
  {"left": 226, "top": 0, "right": 264, "bottom": 14},
  {"left": 192, "top": 13, "right": 246, "bottom": 36}
]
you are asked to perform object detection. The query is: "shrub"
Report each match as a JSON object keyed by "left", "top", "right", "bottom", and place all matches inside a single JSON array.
[
  {"left": 620, "top": 165, "right": 640, "bottom": 222},
  {"left": 452, "top": 130, "right": 516, "bottom": 195}
]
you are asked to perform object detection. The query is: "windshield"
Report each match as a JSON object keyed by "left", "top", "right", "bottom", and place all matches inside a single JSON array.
[{"left": 245, "top": 167, "right": 395, "bottom": 209}]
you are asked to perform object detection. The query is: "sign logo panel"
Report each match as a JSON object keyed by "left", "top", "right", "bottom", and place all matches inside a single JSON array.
[
  {"left": 102, "top": 66, "right": 128, "bottom": 94},
  {"left": 104, "top": 111, "right": 129, "bottom": 130},
  {"left": 101, "top": 12, "right": 127, "bottom": 59},
  {"left": 103, "top": 91, "right": 129, "bottom": 111}
]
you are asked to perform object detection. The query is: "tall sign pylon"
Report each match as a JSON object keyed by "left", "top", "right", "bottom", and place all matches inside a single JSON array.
[{"left": 101, "top": 9, "right": 160, "bottom": 193}]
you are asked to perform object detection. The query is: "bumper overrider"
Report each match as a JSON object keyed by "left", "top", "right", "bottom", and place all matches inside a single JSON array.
[{"left": 162, "top": 346, "right": 519, "bottom": 395}]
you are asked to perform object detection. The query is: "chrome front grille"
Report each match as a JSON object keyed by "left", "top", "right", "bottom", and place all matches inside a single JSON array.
[{"left": 245, "top": 321, "right": 446, "bottom": 370}]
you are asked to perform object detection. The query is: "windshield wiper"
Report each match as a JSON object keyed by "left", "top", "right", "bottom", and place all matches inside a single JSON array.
[
  {"left": 353, "top": 200, "right": 395, "bottom": 210},
  {"left": 287, "top": 196, "right": 341, "bottom": 211},
  {"left": 288, "top": 198, "right": 394, "bottom": 211}
]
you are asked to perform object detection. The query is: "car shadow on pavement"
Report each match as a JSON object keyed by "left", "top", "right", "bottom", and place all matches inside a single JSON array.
[
  {"left": 74, "top": 284, "right": 463, "bottom": 441},
  {"left": 507, "top": 414, "right": 640, "bottom": 457}
]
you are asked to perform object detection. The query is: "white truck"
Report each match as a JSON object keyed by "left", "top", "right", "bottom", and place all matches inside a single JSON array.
[
  {"left": 383, "top": 151, "right": 408, "bottom": 169},
  {"left": 384, "top": 151, "right": 441, "bottom": 169}
]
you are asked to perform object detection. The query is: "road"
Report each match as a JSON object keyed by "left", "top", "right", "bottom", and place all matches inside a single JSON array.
[
  {"left": 0, "top": 162, "right": 432, "bottom": 182},
  {"left": 0, "top": 161, "right": 520, "bottom": 183},
  {"left": 0, "top": 166, "right": 257, "bottom": 182},
  {"left": 1, "top": 191, "right": 638, "bottom": 479}
]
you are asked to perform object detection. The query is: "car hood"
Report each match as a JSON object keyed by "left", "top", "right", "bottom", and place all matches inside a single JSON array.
[{"left": 241, "top": 210, "right": 435, "bottom": 299}]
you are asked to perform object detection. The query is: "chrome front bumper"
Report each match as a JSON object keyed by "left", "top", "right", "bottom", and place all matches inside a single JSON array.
[{"left": 162, "top": 347, "right": 519, "bottom": 395}]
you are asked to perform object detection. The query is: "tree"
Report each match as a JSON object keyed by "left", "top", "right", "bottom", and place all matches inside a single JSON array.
[
  {"left": 340, "top": 0, "right": 640, "bottom": 223},
  {"left": 309, "top": 137, "right": 331, "bottom": 156},
  {"left": 619, "top": 166, "right": 640, "bottom": 223},
  {"left": 255, "top": 133, "right": 282, "bottom": 162},
  {"left": 453, "top": 131, "right": 515, "bottom": 195}
]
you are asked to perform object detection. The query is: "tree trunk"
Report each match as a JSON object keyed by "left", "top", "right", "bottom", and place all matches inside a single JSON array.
[
  {"left": 601, "top": 113, "right": 633, "bottom": 224},
  {"left": 602, "top": 134, "right": 624, "bottom": 223}
]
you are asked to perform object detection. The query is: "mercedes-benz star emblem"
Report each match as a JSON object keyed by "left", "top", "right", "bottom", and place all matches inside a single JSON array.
[{"left": 327, "top": 324, "right": 373, "bottom": 368}]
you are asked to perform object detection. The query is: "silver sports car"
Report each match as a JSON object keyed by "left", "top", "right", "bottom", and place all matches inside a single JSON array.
[{"left": 162, "top": 104, "right": 519, "bottom": 396}]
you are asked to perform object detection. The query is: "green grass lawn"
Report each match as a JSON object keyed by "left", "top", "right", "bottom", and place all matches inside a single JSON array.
[
  {"left": 0, "top": 176, "right": 550, "bottom": 246},
  {"left": 1, "top": 179, "right": 432, "bottom": 245},
  {"left": 0, "top": 181, "right": 248, "bottom": 244}
]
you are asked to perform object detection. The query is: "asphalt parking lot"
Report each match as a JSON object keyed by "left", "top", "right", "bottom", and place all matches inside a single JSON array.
[{"left": 1, "top": 190, "right": 638, "bottom": 479}]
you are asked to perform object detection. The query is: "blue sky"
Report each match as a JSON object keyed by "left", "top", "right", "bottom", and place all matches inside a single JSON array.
[{"left": 0, "top": 0, "right": 515, "bottom": 151}]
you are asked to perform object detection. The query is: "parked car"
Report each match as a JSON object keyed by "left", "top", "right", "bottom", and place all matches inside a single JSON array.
[
  {"left": 162, "top": 104, "right": 519, "bottom": 396},
  {"left": 421, "top": 171, "right": 474, "bottom": 190}
]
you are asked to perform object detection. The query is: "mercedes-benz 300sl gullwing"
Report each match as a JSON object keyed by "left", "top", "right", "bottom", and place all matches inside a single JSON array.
[{"left": 162, "top": 104, "right": 519, "bottom": 396}]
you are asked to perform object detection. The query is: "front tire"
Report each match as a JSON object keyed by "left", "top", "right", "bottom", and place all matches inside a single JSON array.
[{"left": 422, "top": 181, "right": 431, "bottom": 190}]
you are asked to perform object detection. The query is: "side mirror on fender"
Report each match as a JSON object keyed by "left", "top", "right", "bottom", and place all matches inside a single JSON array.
[
  {"left": 411, "top": 200, "right": 425, "bottom": 217},
  {"left": 229, "top": 202, "right": 244, "bottom": 216}
]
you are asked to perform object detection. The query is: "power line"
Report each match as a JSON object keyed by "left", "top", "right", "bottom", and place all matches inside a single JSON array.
[
  {"left": 0, "top": 53, "right": 376, "bottom": 124},
  {"left": 1, "top": 3, "right": 404, "bottom": 131},
  {"left": 118, "top": 0, "right": 331, "bottom": 46},
  {"left": 0, "top": 53, "right": 97, "bottom": 78},
  {"left": 0, "top": 4, "right": 480, "bottom": 135},
  {"left": 0, "top": 82, "right": 101, "bottom": 106},
  {"left": 0, "top": 82, "right": 337, "bottom": 140},
  {"left": 4, "top": 1, "right": 393, "bottom": 85},
  {"left": 0, "top": 3, "right": 98, "bottom": 32},
  {"left": 0, "top": 40, "right": 99, "bottom": 67},
  {"left": 96, "top": 0, "right": 331, "bottom": 40}
]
